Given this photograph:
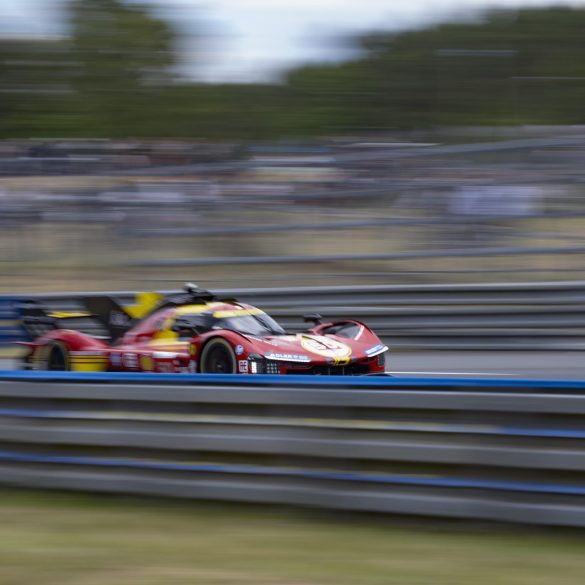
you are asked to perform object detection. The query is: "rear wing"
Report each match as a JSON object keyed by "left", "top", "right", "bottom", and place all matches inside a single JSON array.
[
  {"left": 19, "top": 291, "right": 163, "bottom": 343},
  {"left": 19, "top": 300, "right": 89, "bottom": 340},
  {"left": 83, "top": 296, "right": 134, "bottom": 343},
  {"left": 84, "top": 291, "right": 163, "bottom": 342}
]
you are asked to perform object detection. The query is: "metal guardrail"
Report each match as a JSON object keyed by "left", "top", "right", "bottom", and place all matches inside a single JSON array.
[
  {"left": 4, "top": 281, "right": 585, "bottom": 350},
  {"left": 134, "top": 245, "right": 585, "bottom": 268},
  {"left": 130, "top": 212, "right": 585, "bottom": 238},
  {"left": 1, "top": 372, "right": 585, "bottom": 526}
]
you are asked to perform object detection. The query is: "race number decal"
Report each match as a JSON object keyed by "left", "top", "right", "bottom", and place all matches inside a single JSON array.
[{"left": 300, "top": 335, "right": 351, "bottom": 360}]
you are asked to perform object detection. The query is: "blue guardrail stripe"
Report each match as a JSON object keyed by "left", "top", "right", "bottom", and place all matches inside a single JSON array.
[
  {"left": 0, "top": 449, "right": 582, "bottom": 496},
  {"left": 1, "top": 369, "right": 585, "bottom": 389}
]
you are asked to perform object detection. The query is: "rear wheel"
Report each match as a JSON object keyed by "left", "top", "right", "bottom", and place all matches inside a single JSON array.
[
  {"left": 44, "top": 341, "right": 70, "bottom": 371},
  {"left": 200, "top": 338, "right": 237, "bottom": 374}
]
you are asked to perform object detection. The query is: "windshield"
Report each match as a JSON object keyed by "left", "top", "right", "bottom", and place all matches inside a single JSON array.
[{"left": 218, "top": 313, "right": 285, "bottom": 336}]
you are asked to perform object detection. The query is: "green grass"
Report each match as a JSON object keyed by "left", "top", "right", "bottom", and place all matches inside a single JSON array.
[{"left": 0, "top": 490, "right": 584, "bottom": 585}]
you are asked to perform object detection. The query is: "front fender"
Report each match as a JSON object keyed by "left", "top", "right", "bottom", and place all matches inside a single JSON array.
[{"left": 192, "top": 330, "right": 258, "bottom": 373}]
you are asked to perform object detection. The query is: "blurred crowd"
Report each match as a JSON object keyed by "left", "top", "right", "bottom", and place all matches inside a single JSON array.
[
  {"left": 1, "top": 131, "right": 584, "bottom": 290},
  {"left": 2, "top": 132, "right": 584, "bottom": 229}
]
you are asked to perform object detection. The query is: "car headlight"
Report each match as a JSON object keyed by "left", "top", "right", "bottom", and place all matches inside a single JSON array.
[
  {"left": 265, "top": 360, "right": 280, "bottom": 375},
  {"left": 248, "top": 358, "right": 280, "bottom": 375}
]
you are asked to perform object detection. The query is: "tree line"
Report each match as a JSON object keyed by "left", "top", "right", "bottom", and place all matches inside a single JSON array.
[{"left": 2, "top": 1, "right": 585, "bottom": 139}]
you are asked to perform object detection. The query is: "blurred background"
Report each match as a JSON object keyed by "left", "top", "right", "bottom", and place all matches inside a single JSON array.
[
  {"left": 3, "top": 0, "right": 585, "bottom": 292},
  {"left": 5, "top": 3, "right": 585, "bottom": 584}
]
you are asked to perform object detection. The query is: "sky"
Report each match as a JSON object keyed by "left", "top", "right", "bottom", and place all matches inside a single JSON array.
[{"left": 4, "top": 0, "right": 585, "bottom": 81}]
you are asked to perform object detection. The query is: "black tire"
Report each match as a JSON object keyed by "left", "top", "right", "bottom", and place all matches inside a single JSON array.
[
  {"left": 200, "top": 338, "right": 237, "bottom": 374},
  {"left": 44, "top": 341, "right": 70, "bottom": 371}
]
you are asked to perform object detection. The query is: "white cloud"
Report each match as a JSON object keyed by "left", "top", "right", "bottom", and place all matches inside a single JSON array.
[{"left": 5, "top": 0, "right": 585, "bottom": 81}]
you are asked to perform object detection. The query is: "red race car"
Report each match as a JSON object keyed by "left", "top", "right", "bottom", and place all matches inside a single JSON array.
[{"left": 18, "top": 284, "right": 388, "bottom": 375}]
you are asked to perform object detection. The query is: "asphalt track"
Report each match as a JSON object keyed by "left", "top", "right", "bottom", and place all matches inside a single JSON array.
[
  {"left": 386, "top": 351, "right": 585, "bottom": 380},
  {"left": 1, "top": 351, "right": 584, "bottom": 379}
]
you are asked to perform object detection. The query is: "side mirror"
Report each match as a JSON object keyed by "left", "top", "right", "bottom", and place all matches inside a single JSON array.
[{"left": 303, "top": 313, "right": 323, "bottom": 325}]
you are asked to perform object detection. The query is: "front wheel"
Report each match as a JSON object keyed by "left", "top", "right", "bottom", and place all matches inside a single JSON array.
[{"left": 199, "top": 338, "right": 237, "bottom": 374}]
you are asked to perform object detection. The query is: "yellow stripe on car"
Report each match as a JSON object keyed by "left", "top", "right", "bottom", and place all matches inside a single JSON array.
[
  {"left": 174, "top": 303, "right": 224, "bottom": 316},
  {"left": 70, "top": 358, "right": 107, "bottom": 372},
  {"left": 147, "top": 341, "right": 189, "bottom": 349},
  {"left": 70, "top": 351, "right": 108, "bottom": 372},
  {"left": 48, "top": 312, "right": 91, "bottom": 319},
  {"left": 212, "top": 308, "right": 263, "bottom": 318}
]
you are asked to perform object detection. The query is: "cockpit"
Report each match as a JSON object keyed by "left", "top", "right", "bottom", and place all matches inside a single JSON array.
[{"left": 171, "top": 309, "right": 285, "bottom": 339}]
